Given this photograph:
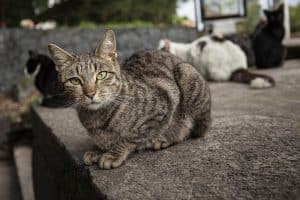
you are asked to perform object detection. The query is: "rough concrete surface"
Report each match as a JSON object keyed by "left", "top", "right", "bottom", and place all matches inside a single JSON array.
[
  {"left": 0, "top": 117, "right": 22, "bottom": 200},
  {"left": 14, "top": 145, "right": 34, "bottom": 200},
  {"left": 31, "top": 60, "right": 300, "bottom": 200},
  {"left": 0, "top": 161, "right": 22, "bottom": 200}
]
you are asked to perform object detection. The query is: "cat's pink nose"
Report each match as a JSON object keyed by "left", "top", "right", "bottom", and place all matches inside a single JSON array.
[{"left": 85, "top": 92, "right": 95, "bottom": 99}]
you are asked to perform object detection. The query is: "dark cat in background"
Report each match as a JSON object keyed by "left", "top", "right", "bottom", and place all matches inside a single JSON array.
[
  {"left": 226, "top": 4, "right": 286, "bottom": 69},
  {"left": 25, "top": 50, "right": 66, "bottom": 107},
  {"left": 251, "top": 4, "right": 286, "bottom": 68}
]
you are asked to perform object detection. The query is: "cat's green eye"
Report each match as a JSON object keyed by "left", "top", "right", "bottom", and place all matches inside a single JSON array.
[
  {"left": 97, "top": 71, "right": 108, "bottom": 80},
  {"left": 69, "top": 77, "right": 82, "bottom": 85}
]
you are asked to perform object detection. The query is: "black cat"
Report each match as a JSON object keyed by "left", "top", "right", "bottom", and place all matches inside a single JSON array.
[
  {"left": 251, "top": 4, "right": 286, "bottom": 68},
  {"left": 25, "top": 50, "right": 66, "bottom": 107}
]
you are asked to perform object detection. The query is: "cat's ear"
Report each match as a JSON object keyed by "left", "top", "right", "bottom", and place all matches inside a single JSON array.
[
  {"left": 94, "top": 30, "right": 117, "bottom": 60},
  {"left": 263, "top": 10, "right": 269, "bottom": 16},
  {"left": 277, "top": 4, "right": 284, "bottom": 12},
  {"left": 263, "top": 10, "right": 270, "bottom": 19},
  {"left": 158, "top": 39, "right": 170, "bottom": 52},
  {"left": 163, "top": 39, "right": 170, "bottom": 51},
  {"left": 197, "top": 41, "right": 207, "bottom": 51},
  {"left": 48, "top": 43, "right": 74, "bottom": 71},
  {"left": 276, "top": 4, "right": 284, "bottom": 21}
]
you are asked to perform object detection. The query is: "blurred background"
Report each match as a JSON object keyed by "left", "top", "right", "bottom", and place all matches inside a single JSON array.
[
  {"left": 0, "top": 0, "right": 299, "bottom": 200},
  {"left": 0, "top": 0, "right": 299, "bottom": 34}
]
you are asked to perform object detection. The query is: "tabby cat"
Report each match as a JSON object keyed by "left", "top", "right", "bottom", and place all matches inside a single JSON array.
[{"left": 48, "top": 30, "right": 211, "bottom": 169}]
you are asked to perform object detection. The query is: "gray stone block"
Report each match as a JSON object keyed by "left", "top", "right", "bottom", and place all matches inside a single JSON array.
[{"left": 31, "top": 60, "right": 300, "bottom": 200}]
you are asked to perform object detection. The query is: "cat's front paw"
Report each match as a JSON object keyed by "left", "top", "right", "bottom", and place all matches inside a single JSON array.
[
  {"left": 83, "top": 151, "right": 101, "bottom": 166},
  {"left": 152, "top": 138, "right": 171, "bottom": 150},
  {"left": 99, "top": 152, "right": 126, "bottom": 169}
]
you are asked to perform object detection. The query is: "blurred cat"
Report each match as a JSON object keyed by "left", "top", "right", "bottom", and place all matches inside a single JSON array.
[
  {"left": 158, "top": 35, "right": 275, "bottom": 89},
  {"left": 225, "top": 33, "right": 256, "bottom": 67},
  {"left": 48, "top": 30, "right": 211, "bottom": 169},
  {"left": 252, "top": 4, "right": 286, "bottom": 68},
  {"left": 25, "top": 50, "right": 66, "bottom": 107}
]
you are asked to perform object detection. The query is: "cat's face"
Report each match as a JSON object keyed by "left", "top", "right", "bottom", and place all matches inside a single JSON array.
[
  {"left": 264, "top": 4, "right": 284, "bottom": 26},
  {"left": 48, "top": 30, "right": 122, "bottom": 110},
  {"left": 25, "top": 50, "right": 40, "bottom": 75}
]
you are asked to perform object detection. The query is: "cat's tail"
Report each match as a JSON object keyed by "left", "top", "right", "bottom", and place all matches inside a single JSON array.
[{"left": 229, "top": 68, "right": 275, "bottom": 89}]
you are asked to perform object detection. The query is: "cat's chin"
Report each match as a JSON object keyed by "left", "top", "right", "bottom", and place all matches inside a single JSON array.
[
  {"left": 83, "top": 98, "right": 115, "bottom": 110},
  {"left": 86, "top": 103, "right": 102, "bottom": 110}
]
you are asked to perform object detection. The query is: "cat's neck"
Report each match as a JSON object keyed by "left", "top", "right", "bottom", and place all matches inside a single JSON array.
[
  {"left": 169, "top": 42, "right": 191, "bottom": 61},
  {"left": 265, "top": 24, "right": 285, "bottom": 40}
]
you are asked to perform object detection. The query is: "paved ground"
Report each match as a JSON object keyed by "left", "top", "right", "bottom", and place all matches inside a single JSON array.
[
  {"left": 0, "top": 162, "right": 21, "bottom": 200},
  {"left": 0, "top": 85, "right": 39, "bottom": 200},
  {"left": 32, "top": 59, "right": 300, "bottom": 200},
  {"left": 13, "top": 145, "right": 34, "bottom": 200},
  {"left": 0, "top": 117, "right": 22, "bottom": 200}
]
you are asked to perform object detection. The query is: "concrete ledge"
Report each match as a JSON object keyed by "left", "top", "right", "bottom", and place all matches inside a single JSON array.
[
  {"left": 31, "top": 60, "right": 300, "bottom": 200},
  {"left": 284, "top": 38, "right": 300, "bottom": 59}
]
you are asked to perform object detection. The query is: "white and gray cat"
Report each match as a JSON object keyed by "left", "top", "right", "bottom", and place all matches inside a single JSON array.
[
  {"left": 48, "top": 30, "right": 211, "bottom": 169},
  {"left": 158, "top": 35, "right": 275, "bottom": 89}
]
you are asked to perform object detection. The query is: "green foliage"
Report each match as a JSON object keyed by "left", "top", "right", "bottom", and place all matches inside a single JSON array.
[
  {"left": 1, "top": 0, "right": 177, "bottom": 27},
  {"left": 32, "top": 0, "right": 49, "bottom": 14},
  {"left": 78, "top": 20, "right": 154, "bottom": 29},
  {"left": 0, "top": 0, "right": 35, "bottom": 27},
  {"left": 78, "top": 21, "right": 99, "bottom": 29},
  {"left": 102, "top": 21, "right": 154, "bottom": 28},
  {"left": 236, "top": 2, "right": 261, "bottom": 34},
  {"left": 37, "top": 0, "right": 177, "bottom": 26},
  {"left": 171, "top": 15, "right": 187, "bottom": 25},
  {"left": 290, "top": 3, "right": 300, "bottom": 34}
]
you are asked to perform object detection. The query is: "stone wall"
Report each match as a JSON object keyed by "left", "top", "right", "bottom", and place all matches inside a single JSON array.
[
  {"left": 30, "top": 61, "right": 300, "bottom": 200},
  {"left": 0, "top": 27, "right": 197, "bottom": 92}
]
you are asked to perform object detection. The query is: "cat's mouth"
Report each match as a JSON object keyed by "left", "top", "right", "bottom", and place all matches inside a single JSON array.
[
  {"left": 84, "top": 94, "right": 117, "bottom": 110},
  {"left": 89, "top": 101, "right": 99, "bottom": 105},
  {"left": 88, "top": 98, "right": 102, "bottom": 105},
  {"left": 85, "top": 98, "right": 110, "bottom": 110}
]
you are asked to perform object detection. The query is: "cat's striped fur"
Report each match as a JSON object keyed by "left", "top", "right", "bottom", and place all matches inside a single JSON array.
[{"left": 48, "top": 30, "right": 211, "bottom": 169}]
